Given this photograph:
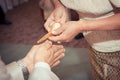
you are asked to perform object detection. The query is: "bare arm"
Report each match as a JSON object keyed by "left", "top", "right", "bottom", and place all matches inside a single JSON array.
[
  {"left": 49, "top": 13, "right": 120, "bottom": 42},
  {"left": 80, "top": 13, "right": 120, "bottom": 31}
]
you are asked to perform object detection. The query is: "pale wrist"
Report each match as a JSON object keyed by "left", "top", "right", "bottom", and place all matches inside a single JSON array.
[{"left": 77, "top": 20, "right": 89, "bottom": 32}]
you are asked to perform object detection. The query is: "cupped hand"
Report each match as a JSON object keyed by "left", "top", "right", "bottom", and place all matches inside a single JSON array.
[
  {"left": 34, "top": 41, "right": 65, "bottom": 68},
  {"left": 44, "top": 5, "right": 69, "bottom": 32},
  {"left": 23, "top": 40, "right": 65, "bottom": 73}
]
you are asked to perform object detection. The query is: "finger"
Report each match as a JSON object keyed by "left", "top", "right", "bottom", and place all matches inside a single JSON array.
[
  {"left": 59, "top": 14, "right": 67, "bottom": 24},
  {"left": 49, "top": 33, "right": 66, "bottom": 42},
  {"left": 44, "top": 20, "right": 52, "bottom": 32},
  {"left": 49, "top": 36, "right": 62, "bottom": 42},
  {"left": 50, "top": 52, "right": 65, "bottom": 67},
  {"left": 54, "top": 11, "right": 62, "bottom": 22},
  {"left": 47, "top": 48, "right": 54, "bottom": 63},
  {"left": 53, "top": 53, "right": 65, "bottom": 63},
  {"left": 44, "top": 17, "right": 54, "bottom": 32},
  {"left": 48, "top": 45, "right": 64, "bottom": 66},
  {"left": 54, "top": 49, "right": 65, "bottom": 57},
  {"left": 51, "top": 60, "right": 60, "bottom": 68},
  {"left": 51, "top": 45, "right": 64, "bottom": 53}
]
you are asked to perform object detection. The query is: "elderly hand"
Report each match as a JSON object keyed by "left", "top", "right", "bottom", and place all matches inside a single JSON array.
[
  {"left": 23, "top": 40, "right": 65, "bottom": 73},
  {"left": 34, "top": 41, "right": 65, "bottom": 68}
]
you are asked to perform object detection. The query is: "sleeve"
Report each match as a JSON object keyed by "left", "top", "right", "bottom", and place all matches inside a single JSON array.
[
  {"left": 6, "top": 61, "right": 24, "bottom": 80},
  {"left": 29, "top": 62, "right": 60, "bottom": 80},
  {"left": 109, "top": 0, "right": 120, "bottom": 7}
]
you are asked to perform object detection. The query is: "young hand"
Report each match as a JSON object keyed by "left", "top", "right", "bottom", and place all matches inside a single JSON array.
[
  {"left": 44, "top": 5, "right": 69, "bottom": 32},
  {"left": 49, "top": 21, "right": 82, "bottom": 42}
]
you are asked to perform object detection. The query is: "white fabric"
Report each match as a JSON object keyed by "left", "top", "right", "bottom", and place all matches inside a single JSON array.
[
  {"left": 29, "top": 62, "right": 59, "bottom": 80},
  {"left": 109, "top": 0, "right": 120, "bottom": 7},
  {"left": 61, "top": 0, "right": 120, "bottom": 52},
  {"left": 5, "top": 61, "right": 59, "bottom": 80},
  {"left": 35, "top": 62, "right": 50, "bottom": 70},
  {"left": 6, "top": 62, "right": 24, "bottom": 80}
]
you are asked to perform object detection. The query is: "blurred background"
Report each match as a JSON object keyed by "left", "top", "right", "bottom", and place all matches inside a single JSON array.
[{"left": 0, "top": 0, "right": 91, "bottom": 80}]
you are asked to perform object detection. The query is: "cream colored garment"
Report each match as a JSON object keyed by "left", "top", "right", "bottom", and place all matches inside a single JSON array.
[
  {"left": 6, "top": 62, "right": 24, "bottom": 80},
  {"left": 61, "top": 0, "right": 120, "bottom": 52},
  {"left": 1, "top": 60, "right": 59, "bottom": 80},
  {"left": 29, "top": 62, "right": 59, "bottom": 80}
]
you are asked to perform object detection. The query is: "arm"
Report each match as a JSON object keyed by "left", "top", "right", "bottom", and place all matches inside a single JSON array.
[
  {"left": 80, "top": 13, "right": 120, "bottom": 31},
  {"left": 49, "top": 13, "right": 120, "bottom": 42}
]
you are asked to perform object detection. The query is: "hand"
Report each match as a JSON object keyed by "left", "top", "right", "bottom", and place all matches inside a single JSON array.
[
  {"left": 44, "top": 5, "right": 69, "bottom": 32},
  {"left": 49, "top": 21, "right": 82, "bottom": 42},
  {"left": 23, "top": 41, "right": 65, "bottom": 72},
  {"left": 34, "top": 41, "right": 65, "bottom": 68}
]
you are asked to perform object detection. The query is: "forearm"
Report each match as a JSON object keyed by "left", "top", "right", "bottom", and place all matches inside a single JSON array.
[{"left": 79, "top": 13, "right": 120, "bottom": 31}]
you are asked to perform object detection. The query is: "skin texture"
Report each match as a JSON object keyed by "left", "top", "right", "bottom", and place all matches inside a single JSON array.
[
  {"left": 45, "top": 0, "right": 120, "bottom": 42},
  {"left": 44, "top": 2, "right": 69, "bottom": 32},
  {"left": 23, "top": 40, "right": 65, "bottom": 73}
]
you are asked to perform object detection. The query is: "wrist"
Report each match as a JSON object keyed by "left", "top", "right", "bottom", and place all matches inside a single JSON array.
[{"left": 77, "top": 20, "right": 89, "bottom": 32}]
